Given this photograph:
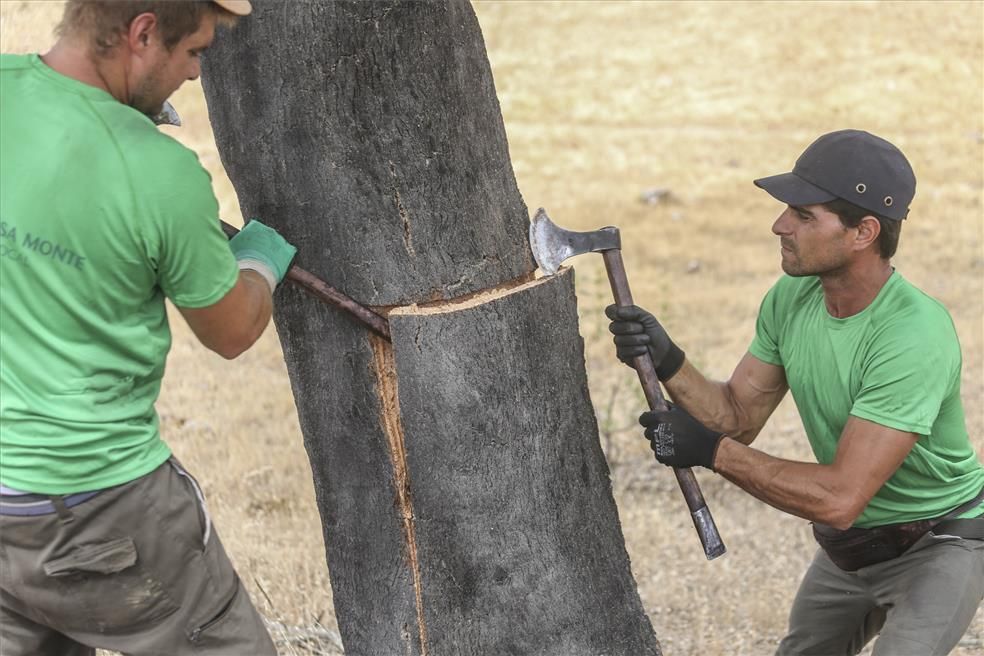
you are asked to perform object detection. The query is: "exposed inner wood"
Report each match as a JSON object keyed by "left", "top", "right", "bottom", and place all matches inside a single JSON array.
[
  {"left": 389, "top": 269, "right": 552, "bottom": 317},
  {"left": 370, "top": 333, "right": 429, "bottom": 655}
]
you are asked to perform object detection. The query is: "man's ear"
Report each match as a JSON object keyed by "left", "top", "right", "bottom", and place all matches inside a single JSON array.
[
  {"left": 126, "top": 12, "right": 159, "bottom": 55},
  {"left": 854, "top": 215, "right": 882, "bottom": 252}
]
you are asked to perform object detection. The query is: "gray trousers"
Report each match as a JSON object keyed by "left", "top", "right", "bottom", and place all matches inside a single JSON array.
[
  {"left": 0, "top": 459, "right": 276, "bottom": 656},
  {"left": 777, "top": 530, "right": 984, "bottom": 656}
]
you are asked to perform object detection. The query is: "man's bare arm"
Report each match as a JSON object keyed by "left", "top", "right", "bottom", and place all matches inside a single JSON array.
[
  {"left": 713, "top": 416, "right": 918, "bottom": 529},
  {"left": 665, "top": 352, "right": 789, "bottom": 445},
  {"left": 177, "top": 269, "right": 272, "bottom": 359}
]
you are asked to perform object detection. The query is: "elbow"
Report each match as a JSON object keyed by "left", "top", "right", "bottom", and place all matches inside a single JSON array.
[
  {"left": 817, "top": 493, "right": 867, "bottom": 530},
  {"left": 213, "top": 342, "right": 249, "bottom": 360},
  {"left": 822, "top": 514, "right": 857, "bottom": 532},
  {"left": 729, "top": 426, "right": 763, "bottom": 446},
  {"left": 206, "top": 327, "right": 264, "bottom": 360}
]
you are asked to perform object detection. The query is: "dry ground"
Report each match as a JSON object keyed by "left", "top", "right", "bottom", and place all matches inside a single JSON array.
[{"left": 2, "top": 1, "right": 982, "bottom": 655}]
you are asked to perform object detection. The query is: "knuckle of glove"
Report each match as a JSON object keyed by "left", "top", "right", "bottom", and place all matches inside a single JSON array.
[
  {"left": 613, "top": 333, "right": 649, "bottom": 347},
  {"left": 616, "top": 347, "right": 647, "bottom": 361},
  {"left": 604, "top": 304, "right": 618, "bottom": 319},
  {"left": 609, "top": 321, "right": 645, "bottom": 336},
  {"left": 612, "top": 305, "right": 643, "bottom": 321}
]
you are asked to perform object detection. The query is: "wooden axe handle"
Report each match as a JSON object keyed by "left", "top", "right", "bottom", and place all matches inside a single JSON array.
[
  {"left": 221, "top": 220, "right": 391, "bottom": 341},
  {"left": 601, "top": 249, "right": 726, "bottom": 560}
]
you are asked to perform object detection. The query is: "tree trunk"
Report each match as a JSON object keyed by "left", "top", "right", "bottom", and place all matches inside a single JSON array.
[{"left": 201, "top": 2, "right": 661, "bottom": 654}]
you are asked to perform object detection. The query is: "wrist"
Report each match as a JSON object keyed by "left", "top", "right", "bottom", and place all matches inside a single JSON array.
[
  {"left": 708, "top": 434, "right": 728, "bottom": 471},
  {"left": 238, "top": 259, "right": 277, "bottom": 294},
  {"left": 655, "top": 340, "right": 685, "bottom": 381},
  {"left": 229, "top": 219, "right": 297, "bottom": 285},
  {"left": 710, "top": 435, "right": 742, "bottom": 473}
]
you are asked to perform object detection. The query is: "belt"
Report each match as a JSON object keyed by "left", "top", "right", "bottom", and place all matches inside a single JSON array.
[{"left": 0, "top": 490, "right": 102, "bottom": 517}]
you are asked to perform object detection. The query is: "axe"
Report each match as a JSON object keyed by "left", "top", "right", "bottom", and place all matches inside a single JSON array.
[{"left": 529, "top": 208, "right": 726, "bottom": 560}]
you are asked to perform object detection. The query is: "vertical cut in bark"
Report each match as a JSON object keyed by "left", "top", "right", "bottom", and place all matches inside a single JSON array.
[{"left": 370, "top": 333, "right": 428, "bottom": 653}]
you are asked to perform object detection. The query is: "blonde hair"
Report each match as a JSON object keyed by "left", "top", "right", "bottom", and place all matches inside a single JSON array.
[{"left": 57, "top": 1, "right": 238, "bottom": 56}]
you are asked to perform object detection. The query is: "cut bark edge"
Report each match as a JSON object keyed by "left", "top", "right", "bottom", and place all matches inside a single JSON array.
[
  {"left": 370, "top": 333, "right": 429, "bottom": 655},
  {"left": 386, "top": 269, "right": 550, "bottom": 318}
]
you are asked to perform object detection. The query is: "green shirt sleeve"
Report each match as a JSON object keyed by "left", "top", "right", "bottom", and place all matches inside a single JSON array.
[
  {"left": 135, "top": 140, "right": 239, "bottom": 308},
  {"left": 748, "top": 279, "right": 785, "bottom": 366}
]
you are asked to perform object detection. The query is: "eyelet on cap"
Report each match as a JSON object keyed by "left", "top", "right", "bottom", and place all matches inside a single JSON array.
[
  {"left": 884, "top": 196, "right": 893, "bottom": 206},
  {"left": 856, "top": 183, "right": 867, "bottom": 193}
]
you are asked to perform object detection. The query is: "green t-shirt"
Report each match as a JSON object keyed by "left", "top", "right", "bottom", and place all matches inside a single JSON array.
[
  {"left": 748, "top": 272, "right": 984, "bottom": 527},
  {"left": 0, "top": 54, "right": 240, "bottom": 494}
]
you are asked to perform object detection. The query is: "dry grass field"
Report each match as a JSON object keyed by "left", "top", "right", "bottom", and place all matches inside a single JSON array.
[{"left": 2, "top": 1, "right": 982, "bottom": 654}]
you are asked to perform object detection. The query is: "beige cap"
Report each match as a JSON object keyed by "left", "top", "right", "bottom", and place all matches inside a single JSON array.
[{"left": 212, "top": 0, "right": 252, "bottom": 16}]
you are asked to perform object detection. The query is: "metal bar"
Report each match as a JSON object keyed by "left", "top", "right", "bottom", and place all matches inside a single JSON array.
[{"left": 221, "top": 220, "right": 391, "bottom": 341}]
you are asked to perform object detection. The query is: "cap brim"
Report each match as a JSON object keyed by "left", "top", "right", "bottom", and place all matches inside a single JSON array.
[
  {"left": 213, "top": 0, "right": 252, "bottom": 16},
  {"left": 753, "top": 172, "right": 837, "bottom": 207}
]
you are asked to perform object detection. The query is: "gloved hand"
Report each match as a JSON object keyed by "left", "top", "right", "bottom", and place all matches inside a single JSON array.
[
  {"left": 228, "top": 219, "right": 297, "bottom": 293},
  {"left": 605, "top": 304, "right": 685, "bottom": 381},
  {"left": 640, "top": 404, "right": 724, "bottom": 470}
]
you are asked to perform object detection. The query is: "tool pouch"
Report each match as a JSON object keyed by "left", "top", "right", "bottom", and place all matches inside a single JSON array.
[
  {"left": 812, "top": 520, "right": 932, "bottom": 571},
  {"left": 814, "top": 485, "right": 984, "bottom": 572}
]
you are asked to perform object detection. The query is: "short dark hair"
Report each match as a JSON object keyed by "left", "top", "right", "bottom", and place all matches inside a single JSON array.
[
  {"left": 823, "top": 197, "right": 902, "bottom": 259},
  {"left": 57, "top": 1, "right": 237, "bottom": 57}
]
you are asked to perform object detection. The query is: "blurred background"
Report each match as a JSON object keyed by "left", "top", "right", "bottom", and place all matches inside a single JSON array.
[{"left": 2, "top": 1, "right": 981, "bottom": 654}]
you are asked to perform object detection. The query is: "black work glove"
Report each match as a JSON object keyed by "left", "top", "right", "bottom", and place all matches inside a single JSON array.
[
  {"left": 640, "top": 404, "right": 724, "bottom": 470},
  {"left": 605, "top": 304, "right": 685, "bottom": 381}
]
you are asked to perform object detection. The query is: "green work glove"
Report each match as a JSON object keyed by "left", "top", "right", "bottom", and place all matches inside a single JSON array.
[
  {"left": 640, "top": 404, "right": 724, "bottom": 470},
  {"left": 605, "top": 304, "right": 685, "bottom": 381},
  {"left": 228, "top": 219, "right": 297, "bottom": 292}
]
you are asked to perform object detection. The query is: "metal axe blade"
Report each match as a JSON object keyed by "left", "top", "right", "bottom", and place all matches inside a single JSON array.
[
  {"left": 151, "top": 101, "right": 182, "bottom": 127},
  {"left": 529, "top": 208, "right": 620, "bottom": 275}
]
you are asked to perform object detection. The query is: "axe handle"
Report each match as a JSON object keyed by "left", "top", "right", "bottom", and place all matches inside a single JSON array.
[
  {"left": 601, "top": 249, "right": 726, "bottom": 560},
  {"left": 221, "top": 221, "right": 391, "bottom": 341}
]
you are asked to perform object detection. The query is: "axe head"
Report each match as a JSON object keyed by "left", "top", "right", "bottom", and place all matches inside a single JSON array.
[
  {"left": 529, "top": 208, "right": 621, "bottom": 275},
  {"left": 151, "top": 101, "right": 182, "bottom": 127}
]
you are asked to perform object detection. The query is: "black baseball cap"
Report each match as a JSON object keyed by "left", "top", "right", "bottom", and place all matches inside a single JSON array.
[{"left": 754, "top": 129, "right": 916, "bottom": 221}]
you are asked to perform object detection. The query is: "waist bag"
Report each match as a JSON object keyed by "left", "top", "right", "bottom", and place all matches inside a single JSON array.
[{"left": 813, "top": 486, "right": 984, "bottom": 572}]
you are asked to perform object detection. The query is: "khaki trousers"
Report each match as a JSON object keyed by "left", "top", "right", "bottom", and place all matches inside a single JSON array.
[
  {"left": 0, "top": 459, "right": 276, "bottom": 656},
  {"left": 777, "top": 530, "right": 984, "bottom": 656}
]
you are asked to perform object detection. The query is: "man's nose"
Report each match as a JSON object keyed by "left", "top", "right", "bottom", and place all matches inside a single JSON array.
[
  {"left": 772, "top": 207, "right": 793, "bottom": 235},
  {"left": 188, "top": 59, "right": 201, "bottom": 81}
]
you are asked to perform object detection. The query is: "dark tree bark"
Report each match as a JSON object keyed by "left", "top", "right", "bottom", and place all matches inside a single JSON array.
[{"left": 202, "top": 2, "right": 661, "bottom": 654}]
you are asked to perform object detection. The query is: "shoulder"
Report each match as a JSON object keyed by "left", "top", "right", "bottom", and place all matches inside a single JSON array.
[
  {"left": 107, "top": 109, "right": 205, "bottom": 170},
  {"left": 868, "top": 273, "right": 960, "bottom": 359},
  {"left": 0, "top": 53, "right": 32, "bottom": 71},
  {"left": 103, "top": 111, "right": 215, "bottom": 202},
  {"left": 874, "top": 274, "right": 956, "bottom": 334}
]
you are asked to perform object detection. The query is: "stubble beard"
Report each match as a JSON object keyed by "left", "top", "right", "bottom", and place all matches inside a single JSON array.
[
  {"left": 129, "top": 66, "right": 168, "bottom": 118},
  {"left": 780, "top": 246, "right": 850, "bottom": 278}
]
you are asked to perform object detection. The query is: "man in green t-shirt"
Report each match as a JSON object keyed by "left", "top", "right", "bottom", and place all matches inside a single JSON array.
[
  {"left": 607, "top": 130, "right": 983, "bottom": 655},
  {"left": 0, "top": 2, "right": 297, "bottom": 653}
]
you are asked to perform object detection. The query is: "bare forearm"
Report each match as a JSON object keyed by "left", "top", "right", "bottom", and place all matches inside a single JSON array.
[
  {"left": 177, "top": 270, "right": 273, "bottom": 360},
  {"left": 714, "top": 438, "right": 860, "bottom": 528},
  {"left": 664, "top": 360, "right": 757, "bottom": 442},
  {"left": 238, "top": 269, "right": 274, "bottom": 336}
]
